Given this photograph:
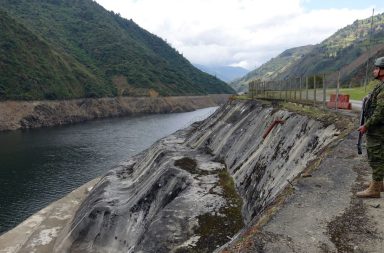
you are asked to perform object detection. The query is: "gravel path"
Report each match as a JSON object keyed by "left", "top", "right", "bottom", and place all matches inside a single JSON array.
[{"left": 223, "top": 119, "right": 384, "bottom": 253}]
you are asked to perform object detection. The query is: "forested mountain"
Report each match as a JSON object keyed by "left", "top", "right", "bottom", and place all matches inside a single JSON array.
[
  {"left": 0, "top": 9, "right": 110, "bottom": 100},
  {"left": 231, "top": 12, "right": 384, "bottom": 92},
  {"left": 0, "top": 0, "right": 234, "bottom": 100},
  {"left": 193, "top": 64, "right": 249, "bottom": 83}
]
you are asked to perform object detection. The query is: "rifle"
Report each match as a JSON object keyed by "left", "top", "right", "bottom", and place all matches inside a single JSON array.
[{"left": 357, "top": 97, "right": 368, "bottom": 155}]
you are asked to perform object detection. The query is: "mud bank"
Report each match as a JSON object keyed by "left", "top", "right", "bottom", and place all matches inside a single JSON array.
[
  {"left": 0, "top": 94, "right": 230, "bottom": 131},
  {"left": 0, "top": 100, "right": 343, "bottom": 253}
]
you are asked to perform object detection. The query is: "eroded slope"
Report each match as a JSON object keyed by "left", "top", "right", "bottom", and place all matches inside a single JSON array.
[{"left": 53, "top": 100, "right": 340, "bottom": 252}]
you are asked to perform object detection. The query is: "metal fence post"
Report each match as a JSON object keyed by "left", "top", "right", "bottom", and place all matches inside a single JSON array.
[
  {"left": 250, "top": 81, "right": 252, "bottom": 99},
  {"left": 266, "top": 81, "right": 268, "bottom": 98},
  {"left": 253, "top": 81, "right": 255, "bottom": 98},
  {"left": 285, "top": 79, "right": 288, "bottom": 102},
  {"left": 313, "top": 75, "right": 316, "bottom": 106},
  {"left": 322, "top": 74, "right": 326, "bottom": 107},
  {"left": 269, "top": 81, "right": 272, "bottom": 99},
  {"left": 263, "top": 81, "right": 266, "bottom": 97},
  {"left": 255, "top": 81, "right": 258, "bottom": 98},
  {"left": 336, "top": 71, "right": 340, "bottom": 111},
  {"left": 306, "top": 76, "right": 309, "bottom": 101},
  {"left": 299, "top": 77, "right": 302, "bottom": 101},
  {"left": 289, "top": 78, "right": 292, "bottom": 100}
]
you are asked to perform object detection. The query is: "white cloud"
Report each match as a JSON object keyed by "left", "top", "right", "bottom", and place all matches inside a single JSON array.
[{"left": 95, "top": 0, "right": 382, "bottom": 70}]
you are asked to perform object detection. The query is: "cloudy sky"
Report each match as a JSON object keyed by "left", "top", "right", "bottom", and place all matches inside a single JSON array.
[{"left": 95, "top": 0, "right": 383, "bottom": 70}]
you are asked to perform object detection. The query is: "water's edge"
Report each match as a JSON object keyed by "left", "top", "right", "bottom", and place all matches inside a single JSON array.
[
  {"left": 0, "top": 178, "right": 100, "bottom": 253},
  {"left": 0, "top": 94, "right": 230, "bottom": 131}
]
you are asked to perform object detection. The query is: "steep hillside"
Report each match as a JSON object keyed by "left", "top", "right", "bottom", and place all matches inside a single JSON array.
[
  {"left": 233, "top": 12, "right": 384, "bottom": 91},
  {"left": 0, "top": 0, "right": 234, "bottom": 100},
  {"left": 0, "top": 10, "right": 110, "bottom": 100},
  {"left": 343, "top": 45, "right": 384, "bottom": 84},
  {"left": 282, "top": 13, "right": 384, "bottom": 78}
]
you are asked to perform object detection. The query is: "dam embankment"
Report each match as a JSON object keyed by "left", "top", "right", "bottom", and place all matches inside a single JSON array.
[
  {"left": 0, "top": 94, "right": 229, "bottom": 131},
  {"left": 0, "top": 100, "right": 349, "bottom": 253}
]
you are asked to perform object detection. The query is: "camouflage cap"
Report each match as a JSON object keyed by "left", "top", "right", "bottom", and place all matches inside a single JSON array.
[{"left": 374, "top": 56, "right": 384, "bottom": 68}]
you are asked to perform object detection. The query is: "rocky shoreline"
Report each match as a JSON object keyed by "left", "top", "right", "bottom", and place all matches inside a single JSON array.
[{"left": 0, "top": 94, "right": 230, "bottom": 131}]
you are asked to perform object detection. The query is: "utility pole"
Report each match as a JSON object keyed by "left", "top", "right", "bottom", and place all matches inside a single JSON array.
[{"left": 364, "top": 8, "right": 375, "bottom": 92}]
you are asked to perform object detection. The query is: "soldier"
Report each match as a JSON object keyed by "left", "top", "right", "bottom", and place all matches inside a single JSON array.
[{"left": 357, "top": 56, "right": 384, "bottom": 198}]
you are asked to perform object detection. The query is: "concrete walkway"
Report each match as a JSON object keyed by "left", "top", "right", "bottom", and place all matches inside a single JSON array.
[{"left": 0, "top": 178, "right": 99, "bottom": 253}]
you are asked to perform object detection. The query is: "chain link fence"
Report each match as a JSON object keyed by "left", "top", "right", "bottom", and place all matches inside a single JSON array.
[{"left": 247, "top": 72, "right": 372, "bottom": 109}]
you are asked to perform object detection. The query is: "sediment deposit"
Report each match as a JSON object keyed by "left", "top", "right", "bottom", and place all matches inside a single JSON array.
[
  {"left": 0, "top": 94, "right": 229, "bottom": 131},
  {"left": 51, "top": 100, "right": 339, "bottom": 253}
]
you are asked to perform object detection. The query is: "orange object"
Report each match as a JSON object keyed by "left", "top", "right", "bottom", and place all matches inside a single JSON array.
[{"left": 326, "top": 94, "right": 351, "bottom": 110}]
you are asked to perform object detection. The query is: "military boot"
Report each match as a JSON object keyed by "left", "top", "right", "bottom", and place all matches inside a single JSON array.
[
  {"left": 363, "top": 181, "right": 384, "bottom": 192},
  {"left": 356, "top": 181, "right": 382, "bottom": 198}
]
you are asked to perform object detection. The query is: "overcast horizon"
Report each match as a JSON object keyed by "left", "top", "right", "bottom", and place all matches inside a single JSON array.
[{"left": 95, "top": 0, "right": 383, "bottom": 71}]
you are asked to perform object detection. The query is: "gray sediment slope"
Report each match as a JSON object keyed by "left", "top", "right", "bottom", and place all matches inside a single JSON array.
[
  {"left": 52, "top": 100, "right": 339, "bottom": 253},
  {"left": 0, "top": 100, "right": 343, "bottom": 253}
]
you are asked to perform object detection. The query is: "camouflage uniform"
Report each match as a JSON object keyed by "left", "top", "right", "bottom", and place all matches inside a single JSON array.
[{"left": 365, "top": 80, "right": 384, "bottom": 181}]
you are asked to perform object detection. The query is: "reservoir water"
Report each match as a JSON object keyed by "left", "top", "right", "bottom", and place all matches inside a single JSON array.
[{"left": 0, "top": 107, "right": 217, "bottom": 235}]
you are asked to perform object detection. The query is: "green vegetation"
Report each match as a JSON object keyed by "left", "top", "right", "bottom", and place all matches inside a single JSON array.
[
  {"left": 329, "top": 80, "right": 379, "bottom": 100},
  {"left": 0, "top": 0, "right": 234, "bottom": 101},
  {"left": 192, "top": 169, "right": 243, "bottom": 253},
  {"left": 232, "top": 94, "right": 249, "bottom": 100},
  {"left": 173, "top": 158, "right": 244, "bottom": 253},
  {"left": 0, "top": 9, "right": 111, "bottom": 100},
  {"left": 284, "top": 12, "right": 384, "bottom": 79}
]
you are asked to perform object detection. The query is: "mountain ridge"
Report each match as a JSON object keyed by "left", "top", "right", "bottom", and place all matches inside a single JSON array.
[
  {"left": 230, "top": 12, "right": 384, "bottom": 92},
  {"left": 230, "top": 45, "right": 314, "bottom": 92},
  {"left": 193, "top": 64, "right": 249, "bottom": 83}
]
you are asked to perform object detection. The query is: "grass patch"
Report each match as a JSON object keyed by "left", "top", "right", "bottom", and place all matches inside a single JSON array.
[
  {"left": 327, "top": 80, "right": 379, "bottom": 100},
  {"left": 281, "top": 102, "right": 355, "bottom": 131},
  {"left": 176, "top": 169, "right": 244, "bottom": 253},
  {"left": 230, "top": 94, "right": 249, "bottom": 100}
]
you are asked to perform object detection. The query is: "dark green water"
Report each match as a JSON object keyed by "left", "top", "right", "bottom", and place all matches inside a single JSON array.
[{"left": 0, "top": 107, "right": 217, "bottom": 234}]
